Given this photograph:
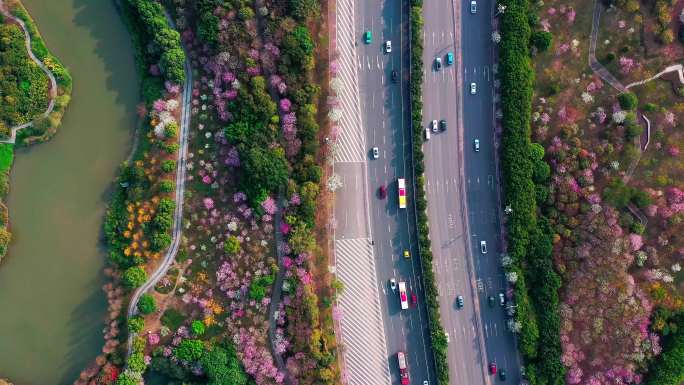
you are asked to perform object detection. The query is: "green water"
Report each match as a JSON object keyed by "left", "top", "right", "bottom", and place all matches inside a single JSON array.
[{"left": 0, "top": 1, "right": 138, "bottom": 384}]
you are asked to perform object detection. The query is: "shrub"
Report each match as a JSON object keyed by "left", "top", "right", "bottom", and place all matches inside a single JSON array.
[
  {"left": 618, "top": 92, "right": 638, "bottom": 110},
  {"left": 159, "top": 179, "right": 174, "bottom": 193},
  {"left": 137, "top": 293, "right": 157, "bottom": 314},
  {"left": 223, "top": 235, "right": 240, "bottom": 254},
  {"left": 531, "top": 30, "right": 553, "bottom": 52},
  {"left": 123, "top": 266, "right": 147, "bottom": 288},
  {"left": 128, "top": 316, "right": 145, "bottom": 333},
  {"left": 161, "top": 159, "right": 176, "bottom": 173},
  {"left": 175, "top": 339, "right": 205, "bottom": 361},
  {"left": 191, "top": 320, "right": 206, "bottom": 336}
]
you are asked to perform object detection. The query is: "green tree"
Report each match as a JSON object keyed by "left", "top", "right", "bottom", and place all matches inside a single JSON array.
[
  {"left": 115, "top": 373, "right": 138, "bottom": 385},
  {"left": 123, "top": 266, "right": 148, "bottom": 288},
  {"left": 161, "top": 159, "right": 176, "bottom": 173},
  {"left": 151, "top": 232, "right": 172, "bottom": 252},
  {"left": 159, "top": 48, "right": 186, "bottom": 84},
  {"left": 191, "top": 320, "right": 206, "bottom": 336},
  {"left": 175, "top": 339, "right": 205, "bottom": 361},
  {"left": 618, "top": 92, "right": 638, "bottom": 110},
  {"left": 159, "top": 179, "right": 174, "bottom": 193},
  {"left": 529, "top": 142, "right": 545, "bottom": 161},
  {"left": 242, "top": 146, "right": 289, "bottom": 200},
  {"left": 137, "top": 293, "right": 157, "bottom": 315},
  {"left": 531, "top": 31, "right": 553, "bottom": 52}
]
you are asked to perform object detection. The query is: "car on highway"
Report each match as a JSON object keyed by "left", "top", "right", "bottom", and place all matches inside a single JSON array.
[
  {"left": 431, "top": 119, "right": 439, "bottom": 133},
  {"left": 470, "top": 0, "right": 477, "bottom": 13},
  {"left": 499, "top": 292, "right": 506, "bottom": 306},
  {"left": 378, "top": 184, "right": 387, "bottom": 199},
  {"left": 364, "top": 30, "right": 372, "bottom": 44},
  {"left": 444, "top": 332, "right": 450, "bottom": 343},
  {"left": 499, "top": 369, "right": 507, "bottom": 381},
  {"left": 456, "top": 295, "right": 464, "bottom": 308},
  {"left": 480, "top": 240, "right": 488, "bottom": 254},
  {"left": 474, "top": 139, "right": 480, "bottom": 151},
  {"left": 403, "top": 249, "right": 410, "bottom": 259},
  {"left": 489, "top": 362, "right": 497, "bottom": 375},
  {"left": 423, "top": 381, "right": 429, "bottom": 385},
  {"left": 385, "top": 40, "right": 392, "bottom": 53},
  {"left": 435, "top": 57, "right": 442, "bottom": 71},
  {"left": 392, "top": 69, "right": 398, "bottom": 83},
  {"left": 372, "top": 146, "right": 379, "bottom": 159},
  {"left": 390, "top": 278, "right": 397, "bottom": 291},
  {"left": 446, "top": 51, "right": 454, "bottom": 65},
  {"left": 470, "top": 82, "right": 477, "bottom": 94},
  {"left": 488, "top": 295, "right": 495, "bottom": 307},
  {"left": 425, "top": 126, "right": 431, "bottom": 140},
  {"left": 439, "top": 119, "right": 447, "bottom": 131},
  {"left": 411, "top": 292, "right": 417, "bottom": 306}
]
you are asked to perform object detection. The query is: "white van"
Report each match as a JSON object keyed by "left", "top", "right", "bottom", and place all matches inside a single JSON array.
[{"left": 425, "top": 126, "right": 431, "bottom": 140}]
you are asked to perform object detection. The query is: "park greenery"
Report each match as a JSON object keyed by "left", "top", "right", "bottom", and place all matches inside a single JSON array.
[
  {"left": 3, "top": 0, "right": 72, "bottom": 145},
  {"left": 408, "top": 0, "right": 450, "bottom": 383},
  {"left": 519, "top": 0, "right": 684, "bottom": 382},
  {"left": 0, "top": 1, "right": 72, "bottom": 266},
  {"left": 78, "top": 0, "right": 341, "bottom": 383}
]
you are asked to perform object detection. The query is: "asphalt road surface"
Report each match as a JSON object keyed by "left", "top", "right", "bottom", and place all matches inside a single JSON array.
[
  {"left": 422, "top": 0, "right": 522, "bottom": 384},
  {"left": 354, "top": 0, "right": 438, "bottom": 383}
]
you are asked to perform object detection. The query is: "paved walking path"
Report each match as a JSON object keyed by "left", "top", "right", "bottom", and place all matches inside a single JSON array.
[
  {"left": 589, "top": 0, "right": 627, "bottom": 93},
  {"left": 125, "top": 13, "right": 192, "bottom": 358},
  {"left": 267, "top": 196, "right": 290, "bottom": 382},
  {"left": 0, "top": 0, "right": 57, "bottom": 144}
]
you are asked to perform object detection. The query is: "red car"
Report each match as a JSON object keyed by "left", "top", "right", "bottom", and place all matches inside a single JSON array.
[
  {"left": 489, "top": 362, "right": 497, "bottom": 375},
  {"left": 411, "top": 292, "right": 417, "bottom": 306},
  {"left": 378, "top": 184, "right": 387, "bottom": 199}
]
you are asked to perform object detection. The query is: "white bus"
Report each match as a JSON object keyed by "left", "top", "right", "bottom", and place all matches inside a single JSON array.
[
  {"left": 398, "top": 281, "right": 409, "bottom": 310},
  {"left": 397, "top": 178, "right": 407, "bottom": 209}
]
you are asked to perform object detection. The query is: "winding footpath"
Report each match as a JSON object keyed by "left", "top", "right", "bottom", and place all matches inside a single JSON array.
[
  {"left": 125, "top": 16, "right": 192, "bottom": 358},
  {"left": 0, "top": 0, "right": 57, "bottom": 144}
]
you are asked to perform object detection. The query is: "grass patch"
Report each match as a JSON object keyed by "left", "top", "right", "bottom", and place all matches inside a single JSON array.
[{"left": 0, "top": 144, "right": 14, "bottom": 173}]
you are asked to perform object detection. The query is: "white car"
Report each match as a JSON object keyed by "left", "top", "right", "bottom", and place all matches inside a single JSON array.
[
  {"left": 480, "top": 240, "right": 488, "bottom": 254},
  {"left": 435, "top": 57, "right": 442, "bottom": 70},
  {"left": 432, "top": 119, "right": 439, "bottom": 133},
  {"left": 423, "top": 381, "right": 430, "bottom": 385},
  {"left": 425, "top": 126, "right": 431, "bottom": 140},
  {"left": 390, "top": 278, "right": 397, "bottom": 291},
  {"left": 470, "top": 82, "right": 477, "bottom": 94},
  {"left": 499, "top": 292, "right": 506, "bottom": 306},
  {"left": 372, "top": 146, "right": 379, "bottom": 159},
  {"left": 474, "top": 139, "right": 480, "bottom": 152},
  {"left": 385, "top": 40, "right": 392, "bottom": 53},
  {"left": 470, "top": 0, "right": 477, "bottom": 13},
  {"left": 444, "top": 332, "right": 450, "bottom": 343}
]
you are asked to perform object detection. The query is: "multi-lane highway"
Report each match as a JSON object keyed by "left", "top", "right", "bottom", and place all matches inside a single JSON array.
[
  {"left": 422, "top": 0, "right": 522, "bottom": 384},
  {"left": 333, "top": 0, "right": 436, "bottom": 383},
  {"left": 355, "top": 0, "right": 438, "bottom": 383}
]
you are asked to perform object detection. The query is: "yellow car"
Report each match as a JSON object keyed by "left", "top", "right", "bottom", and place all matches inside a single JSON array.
[{"left": 403, "top": 249, "right": 410, "bottom": 259}]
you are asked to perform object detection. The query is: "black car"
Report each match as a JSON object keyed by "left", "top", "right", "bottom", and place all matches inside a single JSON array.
[
  {"left": 456, "top": 295, "right": 464, "bottom": 308},
  {"left": 499, "top": 369, "right": 506, "bottom": 381},
  {"left": 391, "top": 69, "right": 398, "bottom": 83},
  {"left": 439, "top": 119, "right": 447, "bottom": 131}
]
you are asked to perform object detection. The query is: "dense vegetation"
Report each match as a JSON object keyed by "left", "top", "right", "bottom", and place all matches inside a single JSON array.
[
  {"left": 498, "top": 0, "right": 563, "bottom": 384},
  {"left": 646, "top": 314, "right": 684, "bottom": 385},
  {"left": 408, "top": 0, "right": 450, "bottom": 383},
  {"left": 7, "top": 2, "right": 72, "bottom": 145},
  {"left": 0, "top": 23, "right": 48, "bottom": 131}
]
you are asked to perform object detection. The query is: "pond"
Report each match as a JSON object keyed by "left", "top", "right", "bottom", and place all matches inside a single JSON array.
[{"left": 0, "top": 1, "right": 138, "bottom": 383}]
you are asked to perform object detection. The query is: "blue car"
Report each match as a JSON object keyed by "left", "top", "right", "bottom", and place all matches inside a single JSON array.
[{"left": 446, "top": 52, "right": 454, "bottom": 65}]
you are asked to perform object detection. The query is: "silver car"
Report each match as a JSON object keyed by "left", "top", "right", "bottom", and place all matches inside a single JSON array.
[
  {"left": 470, "top": 0, "right": 477, "bottom": 13},
  {"left": 474, "top": 139, "right": 480, "bottom": 151},
  {"left": 372, "top": 146, "right": 379, "bottom": 159},
  {"left": 385, "top": 40, "right": 392, "bottom": 53},
  {"left": 480, "top": 240, "right": 487, "bottom": 254},
  {"left": 432, "top": 119, "right": 439, "bottom": 133},
  {"left": 470, "top": 82, "right": 477, "bottom": 94}
]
